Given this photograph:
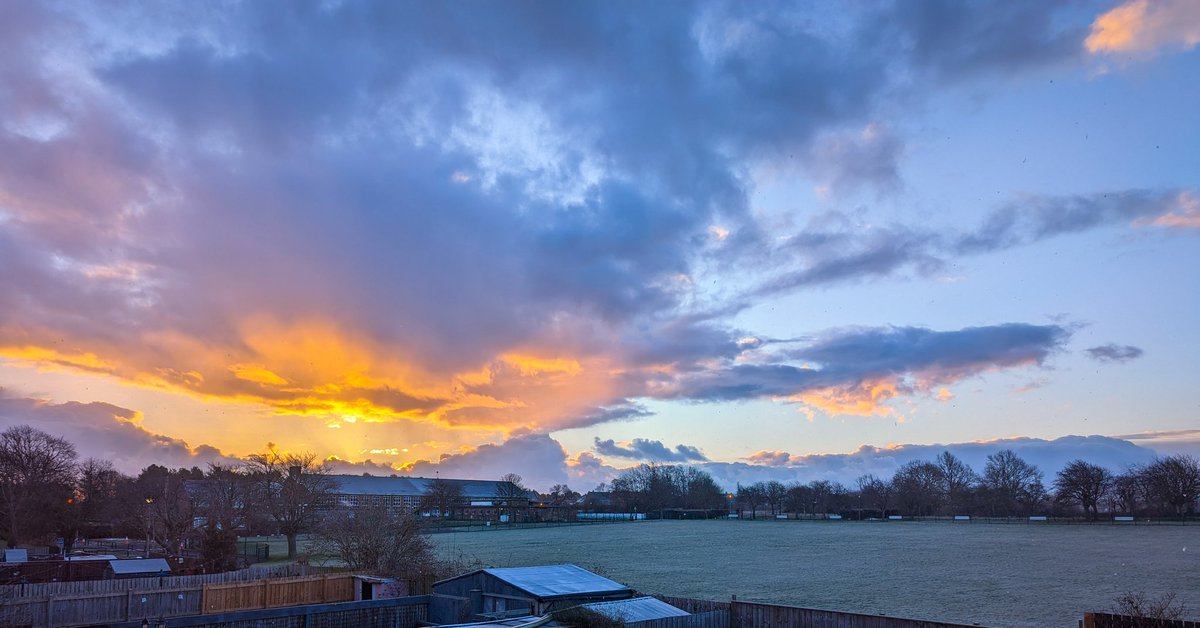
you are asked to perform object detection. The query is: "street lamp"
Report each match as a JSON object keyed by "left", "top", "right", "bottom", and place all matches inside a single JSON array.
[{"left": 144, "top": 498, "right": 154, "bottom": 558}]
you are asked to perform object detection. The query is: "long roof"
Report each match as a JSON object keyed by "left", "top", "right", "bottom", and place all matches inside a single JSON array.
[
  {"left": 109, "top": 558, "right": 171, "bottom": 574},
  {"left": 329, "top": 475, "right": 522, "bottom": 498},
  {"left": 583, "top": 597, "right": 689, "bottom": 622},
  {"left": 469, "top": 564, "right": 632, "bottom": 600}
]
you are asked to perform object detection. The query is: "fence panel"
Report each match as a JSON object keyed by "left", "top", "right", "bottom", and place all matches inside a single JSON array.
[
  {"left": 202, "top": 574, "right": 355, "bottom": 613},
  {"left": 653, "top": 594, "right": 731, "bottom": 614},
  {"left": 731, "top": 601, "right": 981, "bottom": 628},
  {"left": 628, "top": 610, "right": 730, "bottom": 628},
  {"left": 1083, "top": 612, "right": 1200, "bottom": 628}
]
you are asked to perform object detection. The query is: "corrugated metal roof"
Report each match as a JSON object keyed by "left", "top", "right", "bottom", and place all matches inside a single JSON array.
[
  {"left": 108, "top": 558, "right": 171, "bottom": 574},
  {"left": 583, "top": 597, "right": 689, "bottom": 622},
  {"left": 330, "top": 475, "right": 523, "bottom": 499},
  {"left": 482, "top": 564, "right": 631, "bottom": 600}
]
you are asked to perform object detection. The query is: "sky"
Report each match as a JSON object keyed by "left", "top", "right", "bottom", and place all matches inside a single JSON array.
[{"left": 1, "top": 0, "right": 1198, "bottom": 491}]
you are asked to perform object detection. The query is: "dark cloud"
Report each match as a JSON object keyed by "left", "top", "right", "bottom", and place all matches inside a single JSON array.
[
  {"left": 592, "top": 438, "right": 709, "bottom": 463},
  {"left": 399, "top": 433, "right": 571, "bottom": 490},
  {"left": 1085, "top": 343, "right": 1145, "bottom": 363},
  {"left": 659, "top": 324, "right": 1069, "bottom": 411},
  {"left": 0, "top": 389, "right": 232, "bottom": 473}
]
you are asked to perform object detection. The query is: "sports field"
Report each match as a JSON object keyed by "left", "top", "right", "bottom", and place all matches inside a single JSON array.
[{"left": 429, "top": 519, "right": 1200, "bottom": 627}]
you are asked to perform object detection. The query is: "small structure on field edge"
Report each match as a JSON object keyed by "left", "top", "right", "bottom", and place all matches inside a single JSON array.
[
  {"left": 432, "top": 564, "right": 634, "bottom": 619},
  {"left": 108, "top": 558, "right": 172, "bottom": 579}
]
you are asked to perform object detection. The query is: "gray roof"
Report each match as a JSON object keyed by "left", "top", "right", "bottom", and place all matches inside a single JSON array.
[
  {"left": 330, "top": 475, "right": 522, "bottom": 499},
  {"left": 482, "top": 564, "right": 631, "bottom": 600},
  {"left": 109, "top": 558, "right": 171, "bottom": 575},
  {"left": 3, "top": 549, "right": 28, "bottom": 563},
  {"left": 583, "top": 597, "right": 689, "bottom": 622}
]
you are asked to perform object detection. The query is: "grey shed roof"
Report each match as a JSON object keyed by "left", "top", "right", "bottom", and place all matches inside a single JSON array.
[
  {"left": 583, "top": 597, "right": 689, "bottom": 622},
  {"left": 330, "top": 475, "right": 521, "bottom": 499},
  {"left": 481, "top": 564, "right": 631, "bottom": 600},
  {"left": 109, "top": 558, "right": 171, "bottom": 575}
]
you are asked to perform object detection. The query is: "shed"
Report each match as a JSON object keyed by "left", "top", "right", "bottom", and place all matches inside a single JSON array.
[
  {"left": 583, "top": 597, "right": 689, "bottom": 622},
  {"left": 433, "top": 564, "right": 633, "bottom": 620},
  {"left": 3, "top": 549, "right": 28, "bottom": 563},
  {"left": 107, "top": 558, "right": 171, "bottom": 578}
]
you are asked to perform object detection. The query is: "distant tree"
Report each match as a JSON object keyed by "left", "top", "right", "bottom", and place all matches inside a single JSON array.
[
  {"left": 737, "top": 483, "right": 765, "bottom": 518},
  {"left": 0, "top": 425, "right": 78, "bottom": 547},
  {"left": 856, "top": 474, "right": 893, "bottom": 519},
  {"left": 497, "top": 473, "right": 530, "bottom": 500},
  {"left": 680, "top": 468, "right": 726, "bottom": 510},
  {"left": 77, "top": 458, "right": 124, "bottom": 536},
  {"left": 313, "top": 505, "right": 434, "bottom": 577},
  {"left": 783, "top": 482, "right": 812, "bottom": 515},
  {"left": 1107, "top": 468, "right": 1143, "bottom": 515},
  {"left": 1112, "top": 591, "right": 1186, "bottom": 623},
  {"left": 137, "top": 466, "right": 198, "bottom": 562},
  {"left": 1053, "top": 460, "right": 1113, "bottom": 520},
  {"left": 935, "top": 451, "right": 977, "bottom": 514},
  {"left": 1140, "top": 455, "right": 1200, "bottom": 517},
  {"left": 892, "top": 460, "right": 943, "bottom": 517},
  {"left": 763, "top": 481, "right": 787, "bottom": 516},
  {"left": 546, "top": 484, "right": 581, "bottom": 508},
  {"left": 981, "top": 450, "right": 1045, "bottom": 516},
  {"left": 422, "top": 479, "right": 464, "bottom": 519},
  {"left": 245, "top": 451, "right": 335, "bottom": 559},
  {"left": 194, "top": 463, "right": 249, "bottom": 570}
]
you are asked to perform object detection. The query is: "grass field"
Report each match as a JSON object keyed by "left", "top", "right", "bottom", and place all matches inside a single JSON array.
[{"left": 429, "top": 519, "right": 1200, "bottom": 628}]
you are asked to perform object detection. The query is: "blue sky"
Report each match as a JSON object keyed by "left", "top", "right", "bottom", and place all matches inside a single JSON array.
[{"left": 0, "top": 0, "right": 1197, "bottom": 490}]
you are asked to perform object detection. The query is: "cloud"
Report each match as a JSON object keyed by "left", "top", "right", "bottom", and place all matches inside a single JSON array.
[
  {"left": 398, "top": 432, "right": 572, "bottom": 490},
  {"left": 1086, "top": 0, "right": 1200, "bottom": 56},
  {"left": 654, "top": 323, "right": 1069, "bottom": 416},
  {"left": 1111, "top": 429, "right": 1200, "bottom": 455},
  {"left": 698, "top": 435, "right": 1163, "bottom": 489},
  {"left": 0, "top": 1, "right": 1191, "bottom": 453},
  {"left": 0, "top": 388, "right": 232, "bottom": 473},
  {"left": 1086, "top": 343, "right": 1145, "bottom": 363},
  {"left": 592, "top": 437, "right": 709, "bottom": 463}
]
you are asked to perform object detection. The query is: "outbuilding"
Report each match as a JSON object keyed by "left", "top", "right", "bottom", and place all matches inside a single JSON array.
[
  {"left": 107, "top": 558, "right": 172, "bottom": 579},
  {"left": 432, "top": 564, "right": 633, "bottom": 619},
  {"left": 582, "top": 597, "right": 689, "bottom": 622}
]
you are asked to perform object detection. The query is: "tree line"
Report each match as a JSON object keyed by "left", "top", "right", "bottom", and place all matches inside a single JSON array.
[{"left": 733, "top": 450, "right": 1200, "bottom": 519}]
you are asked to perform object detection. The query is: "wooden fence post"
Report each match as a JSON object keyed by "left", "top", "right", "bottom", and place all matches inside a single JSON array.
[
  {"left": 729, "top": 594, "right": 738, "bottom": 628},
  {"left": 46, "top": 594, "right": 54, "bottom": 628}
]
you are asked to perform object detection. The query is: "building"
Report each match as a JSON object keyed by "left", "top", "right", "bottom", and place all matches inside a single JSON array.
[
  {"left": 326, "top": 475, "right": 530, "bottom": 520},
  {"left": 582, "top": 597, "right": 689, "bottom": 622},
  {"left": 432, "top": 564, "right": 633, "bottom": 619}
]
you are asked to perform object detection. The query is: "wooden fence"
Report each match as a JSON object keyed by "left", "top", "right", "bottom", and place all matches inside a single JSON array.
[
  {"left": 728, "top": 600, "right": 983, "bottom": 628},
  {"left": 0, "top": 562, "right": 306, "bottom": 598},
  {"left": 628, "top": 610, "right": 730, "bottom": 628},
  {"left": 1082, "top": 612, "right": 1200, "bottom": 628},
  {"left": 0, "top": 567, "right": 343, "bottom": 627},
  {"left": 201, "top": 574, "right": 354, "bottom": 613}
]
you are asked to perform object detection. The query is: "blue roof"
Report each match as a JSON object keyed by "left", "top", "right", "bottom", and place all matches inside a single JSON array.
[
  {"left": 584, "top": 597, "right": 690, "bottom": 622},
  {"left": 109, "top": 558, "right": 171, "bottom": 574},
  {"left": 482, "top": 564, "right": 631, "bottom": 599},
  {"left": 329, "top": 475, "right": 523, "bottom": 498}
]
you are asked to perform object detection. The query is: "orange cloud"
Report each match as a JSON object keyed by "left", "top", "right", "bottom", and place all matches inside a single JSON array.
[
  {"left": 791, "top": 379, "right": 901, "bottom": 417},
  {"left": 1086, "top": 0, "right": 1200, "bottom": 55}
]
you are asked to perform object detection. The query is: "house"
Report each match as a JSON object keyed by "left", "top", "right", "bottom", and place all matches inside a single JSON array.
[{"left": 432, "top": 564, "right": 633, "bottom": 619}]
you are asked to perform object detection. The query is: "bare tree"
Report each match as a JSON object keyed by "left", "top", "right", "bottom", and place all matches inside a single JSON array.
[
  {"left": 1112, "top": 591, "right": 1186, "bottom": 624},
  {"left": 1140, "top": 455, "right": 1200, "bottom": 517},
  {"left": 1108, "top": 468, "right": 1143, "bottom": 515},
  {"left": 737, "top": 483, "right": 765, "bottom": 518},
  {"left": 893, "top": 460, "right": 943, "bottom": 517},
  {"left": 1053, "top": 459, "right": 1113, "bottom": 520},
  {"left": 546, "top": 484, "right": 580, "bottom": 508},
  {"left": 245, "top": 451, "right": 334, "bottom": 559},
  {"left": 981, "top": 449, "right": 1044, "bottom": 516},
  {"left": 313, "top": 505, "right": 434, "bottom": 577},
  {"left": 0, "top": 425, "right": 78, "bottom": 547},
  {"left": 935, "top": 451, "right": 977, "bottom": 514},
  {"left": 763, "top": 481, "right": 787, "bottom": 516},
  {"left": 857, "top": 474, "right": 893, "bottom": 519},
  {"left": 422, "top": 479, "right": 464, "bottom": 519}
]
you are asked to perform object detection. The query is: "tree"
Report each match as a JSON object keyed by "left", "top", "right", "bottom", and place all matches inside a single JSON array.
[
  {"left": 763, "top": 481, "right": 787, "bottom": 516},
  {"left": 981, "top": 450, "right": 1044, "bottom": 516},
  {"left": 193, "top": 463, "right": 250, "bottom": 571},
  {"left": 892, "top": 460, "right": 943, "bottom": 517},
  {"left": 546, "top": 484, "right": 581, "bottom": 508},
  {"left": 245, "top": 451, "right": 334, "bottom": 559},
  {"left": 313, "top": 505, "right": 435, "bottom": 577},
  {"left": 856, "top": 474, "right": 893, "bottom": 519},
  {"left": 935, "top": 451, "right": 977, "bottom": 514},
  {"left": 77, "top": 458, "right": 124, "bottom": 537},
  {"left": 0, "top": 425, "right": 78, "bottom": 547},
  {"left": 737, "top": 483, "right": 765, "bottom": 518},
  {"left": 1140, "top": 455, "right": 1200, "bottom": 517},
  {"left": 1108, "top": 468, "right": 1142, "bottom": 515},
  {"left": 135, "top": 466, "right": 198, "bottom": 562},
  {"left": 422, "top": 479, "right": 464, "bottom": 519},
  {"left": 1053, "top": 460, "right": 1113, "bottom": 520},
  {"left": 680, "top": 468, "right": 725, "bottom": 510}
]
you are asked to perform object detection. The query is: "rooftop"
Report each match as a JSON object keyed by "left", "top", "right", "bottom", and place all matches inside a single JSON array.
[
  {"left": 480, "top": 564, "right": 631, "bottom": 600},
  {"left": 330, "top": 475, "right": 523, "bottom": 498},
  {"left": 583, "top": 597, "right": 689, "bottom": 622}
]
